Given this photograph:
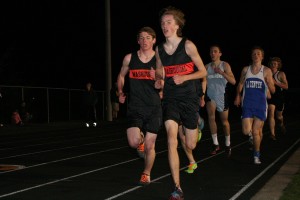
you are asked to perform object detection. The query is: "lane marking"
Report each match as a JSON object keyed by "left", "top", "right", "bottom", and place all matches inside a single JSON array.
[
  {"left": 229, "top": 138, "right": 300, "bottom": 200},
  {"left": 0, "top": 123, "right": 299, "bottom": 199}
]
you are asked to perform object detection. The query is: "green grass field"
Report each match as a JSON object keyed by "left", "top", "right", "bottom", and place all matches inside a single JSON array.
[{"left": 280, "top": 170, "right": 300, "bottom": 200}]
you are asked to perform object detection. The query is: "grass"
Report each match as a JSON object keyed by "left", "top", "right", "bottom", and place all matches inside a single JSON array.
[{"left": 280, "top": 170, "right": 300, "bottom": 200}]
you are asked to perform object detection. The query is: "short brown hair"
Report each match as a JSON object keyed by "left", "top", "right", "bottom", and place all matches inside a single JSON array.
[
  {"left": 159, "top": 6, "right": 185, "bottom": 37},
  {"left": 251, "top": 46, "right": 265, "bottom": 58},
  {"left": 269, "top": 57, "right": 282, "bottom": 70},
  {"left": 137, "top": 26, "right": 156, "bottom": 40}
]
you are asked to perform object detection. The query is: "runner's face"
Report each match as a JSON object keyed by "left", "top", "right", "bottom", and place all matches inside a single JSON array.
[
  {"left": 210, "top": 47, "right": 221, "bottom": 61},
  {"left": 251, "top": 49, "right": 263, "bottom": 63},
  {"left": 270, "top": 61, "right": 279, "bottom": 72},
  {"left": 160, "top": 14, "right": 178, "bottom": 37},
  {"left": 138, "top": 32, "right": 155, "bottom": 50}
]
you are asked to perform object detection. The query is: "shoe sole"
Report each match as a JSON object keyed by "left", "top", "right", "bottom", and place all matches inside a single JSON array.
[
  {"left": 210, "top": 148, "right": 220, "bottom": 155},
  {"left": 137, "top": 151, "right": 145, "bottom": 158},
  {"left": 185, "top": 164, "right": 198, "bottom": 173},
  {"left": 185, "top": 168, "right": 197, "bottom": 173}
]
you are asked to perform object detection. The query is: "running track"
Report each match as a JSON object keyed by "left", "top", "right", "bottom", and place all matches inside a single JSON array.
[{"left": 0, "top": 112, "right": 299, "bottom": 200}]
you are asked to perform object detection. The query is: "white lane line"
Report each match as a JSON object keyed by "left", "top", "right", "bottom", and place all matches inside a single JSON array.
[
  {"left": 104, "top": 142, "right": 248, "bottom": 200},
  {"left": 0, "top": 131, "right": 123, "bottom": 151},
  {"left": 104, "top": 137, "right": 300, "bottom": 200},
  {"left": 0, "top": 146, "right": 129, "bottom": 174},
  {"left": 0, "top": 148, "right": 169, "bottom": 198},
  {"left": 0, "top": 127, "right": 298, "bottom": 199},
  {"left": 0, "top": 138, "right": 126, "bottom": 159},
  {"left": 0, "top": 138, "right": 167, "bottom": 174},
  {"left": 229, "top": 138, "right": 300, "bottom": 200},
  {"left": 0, "top": 129, "right": 242, "bottom": 198},
  {"left": 0, "top": 157, "right": 142, "bottom": 198}
]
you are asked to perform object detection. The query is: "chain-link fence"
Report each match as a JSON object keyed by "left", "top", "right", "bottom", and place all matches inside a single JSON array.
[
  {"left": 0, "top": 85, "right": 108, "bottom": 124},
  {"left": 0, "top": 85, "right": 298, "bottom": 125}
]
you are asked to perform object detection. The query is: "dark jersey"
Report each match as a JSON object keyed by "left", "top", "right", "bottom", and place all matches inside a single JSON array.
[
  {"left": 272, "top": 71, "right": 285, "bottom": 100},
  {"left": 158, "top": 37, "right": 198, "bottom": 100},
  {"left": 128, "top": 51, "right": 161, "bottom": 106}
]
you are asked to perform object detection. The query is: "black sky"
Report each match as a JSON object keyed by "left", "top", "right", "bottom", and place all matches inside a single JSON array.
[{"left": 0, "top": 1, "right": 299, "bottom": 90}]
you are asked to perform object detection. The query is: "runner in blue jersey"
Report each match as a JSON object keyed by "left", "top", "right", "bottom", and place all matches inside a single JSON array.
[{"left": 234, "top": 46, "right": 275, "bottom": 165}]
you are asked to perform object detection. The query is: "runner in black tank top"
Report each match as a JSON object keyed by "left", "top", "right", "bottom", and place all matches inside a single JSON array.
[
  {"left": 154, "top": 6, "right": 207, "bottom": 200},
  {"left": 117, "top": 27, "right": 162, "bottom": 186},
  {"left": 267, "top": 57, "right": 289, "bottom": 140}
]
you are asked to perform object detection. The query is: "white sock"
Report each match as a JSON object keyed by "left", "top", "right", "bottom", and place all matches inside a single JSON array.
[
  {"left": 225, "top": 135, "right": 230, "bottom": 146},
  {"left": 211, "top": 133, "right": 219, "bottom": 145}
]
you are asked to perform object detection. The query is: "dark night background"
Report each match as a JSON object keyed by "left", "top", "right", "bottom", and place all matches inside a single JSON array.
[{"left": 0, "top": 1, "right": 299, "bottom": 91}]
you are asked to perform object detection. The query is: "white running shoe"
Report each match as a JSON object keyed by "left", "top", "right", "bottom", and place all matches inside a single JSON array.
[{"left": 254, "top": 156, "right": 261, "bottom": 165}]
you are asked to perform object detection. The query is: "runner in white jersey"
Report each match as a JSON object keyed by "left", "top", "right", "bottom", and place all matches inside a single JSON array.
[{"left": 204, "top": 45, "right": 236, "bottom": 158}]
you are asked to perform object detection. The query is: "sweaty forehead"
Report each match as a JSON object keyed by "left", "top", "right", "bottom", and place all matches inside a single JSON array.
[
  {"left": 252, "top": 50, "right": 263, "bottom": 55},
  {"left": 139, "top": 32, "right": 152, "bottom": 37},
  {"left": 161, "top": 14, "right": 174, "bottom": 21}
]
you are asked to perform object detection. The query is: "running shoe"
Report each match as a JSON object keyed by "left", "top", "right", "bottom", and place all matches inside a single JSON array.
[
  {"left": 137, "top": 142, "right": 145, "bottom": 158},
  {"left": 139, "top": 173, "right": 150, "bottom": 186},
  {"left": 225, "top": 145, "right": 231, "bottom": 158},
  {"left": 197, "top": 128, "right": 202, "bottom": 142},
  {"left": 85, "top": 123, "right": 90, "bottom": 128},
  {"left": 254, "top": 156, "right": 261, "bottom": 165},
  {"left": 184, "top": 163, "right": 198, "bottom": 174},
  {"left": 210, "top": 144, "right": 220, "bottom": 155},
  {"left": 92, "top": 122, "right": 97, "bottom": 127},
  {"left": 169, "top": 187, "right": 184, "bottom": 200}
]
